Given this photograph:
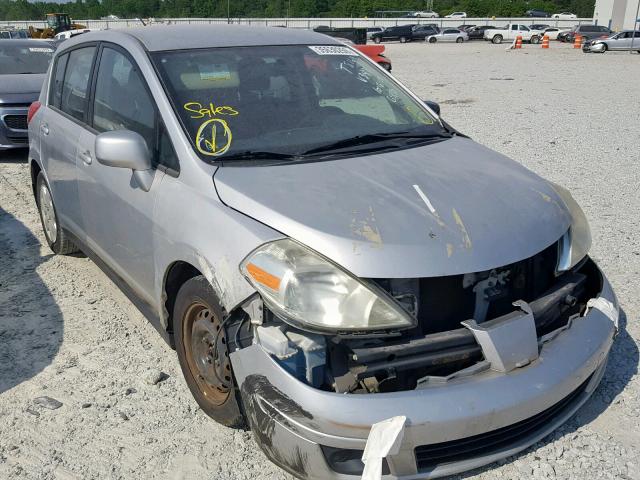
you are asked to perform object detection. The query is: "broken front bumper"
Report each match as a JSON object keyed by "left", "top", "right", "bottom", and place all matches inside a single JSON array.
[{"left": 230, "top": 267, "right": 617, "bottom": 480}]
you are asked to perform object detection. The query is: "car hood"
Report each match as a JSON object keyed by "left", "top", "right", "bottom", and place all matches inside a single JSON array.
[
  {"left": 214, "top": 137, "right": 572, "bottom": 278},
  {"left": 0, "top": 74, "right": 45, "bottom": 104}
]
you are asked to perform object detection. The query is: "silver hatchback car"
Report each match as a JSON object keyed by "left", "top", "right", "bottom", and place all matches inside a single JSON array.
[{"left": 29, "top": 25, "right": 618, "bottom": 480}]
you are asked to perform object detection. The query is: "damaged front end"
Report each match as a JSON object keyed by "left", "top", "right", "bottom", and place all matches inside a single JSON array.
[{"left": 226, "top": 237, "right": 617, "bottom": 479}]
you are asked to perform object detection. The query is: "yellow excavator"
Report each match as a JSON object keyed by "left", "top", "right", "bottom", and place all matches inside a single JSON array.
[{"left": 28, "top": 13, "right": 87, "bottom": 39}]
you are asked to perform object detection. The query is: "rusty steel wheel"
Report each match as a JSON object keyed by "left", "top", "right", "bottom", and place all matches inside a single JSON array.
[
  {"left": 174, "top": 276, "right": 245, "bottom": 427},
  {"left": 183, "top": 303, "right": 232, "bottom": 405}
]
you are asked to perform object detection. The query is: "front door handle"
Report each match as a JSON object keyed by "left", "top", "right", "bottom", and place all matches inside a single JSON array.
[
  {"left": 79, "top": 150, "right": 92, "bottom": 165},
  {"left": 40, "top": 124, "right": 49, "bottom": 135}
]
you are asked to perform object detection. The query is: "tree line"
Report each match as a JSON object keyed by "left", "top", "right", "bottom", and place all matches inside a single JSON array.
[{"left": 0, "top": 0, "right": 596, "bottom": 21}]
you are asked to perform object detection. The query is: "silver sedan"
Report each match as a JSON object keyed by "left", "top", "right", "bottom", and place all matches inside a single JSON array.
[
  {"left": 584, "top": 30, "right": 640, "bottom": 52},
  {"left": 426, "top": 28, "right": 469, "bottom": 43}
]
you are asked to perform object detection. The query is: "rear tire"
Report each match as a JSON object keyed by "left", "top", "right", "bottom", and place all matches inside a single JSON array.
[
  {"left": 36, "top": 173, "right": 78, "bottom": 255},
  {"left": 531, "top": 35, "right": 540, "bottom": 44},
  {"left": 373, "top": 37, "right": 381, "bottom": 44},
  {"left": 456, "top": 37, "right": 464, "bottom": 43},
  {"left": 174, "top": 276, "right": 245, "bottom": 428},
  {"left": 492, "top": 35, "right": 503, "bottom": 44},
  {"left": 399, "top": 36, "right": 408, "bottom": 43}
]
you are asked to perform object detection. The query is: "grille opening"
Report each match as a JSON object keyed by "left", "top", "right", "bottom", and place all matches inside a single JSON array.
[{"left": 4, "top": 114, "right": 28, "bottom": 130}]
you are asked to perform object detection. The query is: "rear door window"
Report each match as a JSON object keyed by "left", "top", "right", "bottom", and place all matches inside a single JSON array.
[
  {"left": 60, "top": 46, "right": 96, "bottom": 122},
  {"left": 49, "top": 53, "right": 69, "bottom": 109}
]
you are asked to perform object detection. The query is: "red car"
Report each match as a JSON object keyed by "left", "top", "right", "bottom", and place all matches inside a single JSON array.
[{"left": 354, "top": 44, "right": 392, "bottom": 71}]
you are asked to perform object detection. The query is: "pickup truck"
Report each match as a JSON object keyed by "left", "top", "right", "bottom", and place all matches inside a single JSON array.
[{"left": 483, "top": 24, "right": 542, "bottom": 44}]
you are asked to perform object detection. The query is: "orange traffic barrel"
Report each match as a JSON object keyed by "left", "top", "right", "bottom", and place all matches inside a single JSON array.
[
  {"left": 542, "top": 35, "right": 550, "bottom": 48},
  {"left": 515, "top": 35, "right": 523, "bottom": 49},
  {"left": 573, "top": 34, "right": 582, "bottom": 48}
]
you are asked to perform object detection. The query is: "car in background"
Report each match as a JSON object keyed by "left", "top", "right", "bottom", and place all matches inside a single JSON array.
[
  {"left": 0, "top": 28, "right": 30, "bottom": 39},
  {"left": 459, "top": 24, "right": 476, "bottom": 31},
  {"left": 525, "top": 9, "right": 550, "bottom": 17},
  {"left": 0, "top": 39, "right": 55, "bottom": 149},
  {"left": 541, "top": 27, "right": 570, "bottom": 40},
  {"left": 552, "top": 12, "right": 577, "bottom": 19},
  {"left": 338, "top": 38, "right": 392, "bottom": 71},
  {"left": 466, "top": 25, "right": 496, "bottom": 40},
  {"left": 484, "top": 24, "right": 542, "bottom": 44},
  {"left": 366, "top": 27, "right": 383, "bottom": 40},
  {"left": 529, "top": 24, "right": 551, "bottom": 31},
  {"left": 583, "top": 30, "right": 640, "bottom": 52},
  {"left": 411, "top": 24, "right": 440, "bottom": 40},
  {"left": 370, "top": 25, "right": 415, "bottom": 43},
  {"left": 445, "top": 12, "right": 467, "bottom": 18},
  {"left": 564, "top": 25, "right": 612, "bottom": 42},
  {"left": 54, "top": 28, "right": 94, "bottom": 41},
  {"left": 426, "top": 28, "right": 469, "bottom": 43},
  {"left": 414, "top": 11, "right": 439, "bottom": 18}
]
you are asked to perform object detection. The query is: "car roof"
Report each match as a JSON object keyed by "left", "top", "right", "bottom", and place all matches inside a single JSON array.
[{"left": 62, "top": 24, "right": 342, "bottom": 52}]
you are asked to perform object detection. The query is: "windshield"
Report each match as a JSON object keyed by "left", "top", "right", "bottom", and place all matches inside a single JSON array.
[
  {"left": 0, "top": 44, "right": 54, "bottom": 74},
  {"left": 152, "top": 45, "right": 445, "bottom": 161}
]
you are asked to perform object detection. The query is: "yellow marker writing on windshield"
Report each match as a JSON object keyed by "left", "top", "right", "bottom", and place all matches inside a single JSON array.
[{"left": 196, "top": 118, "right": 233, "bottom": 157}]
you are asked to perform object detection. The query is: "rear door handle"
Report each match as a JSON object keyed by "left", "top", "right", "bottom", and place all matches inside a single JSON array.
[
  {"left": 79, "top": 150, "right": 92, "bottom": 165},
  {"left": 40, "top": 124, "right": 49, "bottom": 135}
]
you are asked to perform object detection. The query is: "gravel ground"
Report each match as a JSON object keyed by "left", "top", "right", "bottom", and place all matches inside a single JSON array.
[{"left": 1, "top": 41, "right": 639, "bottom": 480}]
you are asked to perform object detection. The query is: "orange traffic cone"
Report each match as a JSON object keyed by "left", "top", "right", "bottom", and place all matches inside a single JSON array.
[
  {"left": 573, "top": 34, "right": 582, "bottom": 49},
  {"left": 515, "top": 35, "right": 523, "bottom": 49},
  {"left": 541, "top": 35, "right": 550, "bottom": 48}
]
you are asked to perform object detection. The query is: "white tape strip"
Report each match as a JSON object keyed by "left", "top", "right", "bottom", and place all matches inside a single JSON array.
[
  {"left": 585, "top": 297, "right": 619, "bottom": 330},
  {"left": 361, "top": 416, "right": 406, "bottom": 480}
]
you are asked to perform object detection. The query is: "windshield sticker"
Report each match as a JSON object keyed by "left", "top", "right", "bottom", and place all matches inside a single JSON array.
[
  {"left": 184, "top": 101, "right": 238, "bottom": 119},
  {"left": 196, "top": 118, "right": 233, "bottom": 157},
  {"left": 308, "top": 45, "right": 358, "bottom": 56},
  {"left": 199, "top": 64, "right": 232, "bottom": 82},
  {"left": 29, "top": 48, "right": 54, "bottom": 53}
]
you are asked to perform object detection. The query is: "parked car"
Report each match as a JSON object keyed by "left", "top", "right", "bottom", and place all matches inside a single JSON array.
[
  {"left": 0, "top": 28, "right": 30, "bottom": 39},
  {"left": 0, "top": 39, "right": 55, "bottom": 150},
  {"left": 552, "top": 12, "right": 577, "bottom": 19},
  {"left": 426, "top": 28, "right": 469, "bottom": 43},
  {"left": 339, "top": 38, "right": 392, "bottom": 71},
  {"left": 411, "top": 24, "right": 440, "bottom": 40},
  {"left": 53, "top": 28, "right": 94, "bottom": 41},
  {"left": 564, "top": 25, "right": 612, "bottom": 42},
  {"left": 541, "top": 27, "right": 570, "bottom": 40},
  {"left": 459, "top": 24, "right": 476, "bottom": 31},
  {"left": 366, "top": 27, "right": 383, "bottom": 40},
  {"left": 29, "top": 24, "right": 617, "bottom": 480},
  {"left": 557, "top": 28, "right": 574, "bottom": 42},
  {"left": 525, "top": 9, "right": 550, "bottom": 17},
  {"left": 445, "top": 11, "right": 467, "bottom": 18},
  {"left": 466, "top": 25, "right": 496, "bottom": 39},
  {"left": 484, "top": 24, "right": 542, "bottom": 44},
  {"left": 370, "top": 25, "right": 415, "bottom": 43},
  {"left": 529, "top": 24, "right": 551, "bottom": 31},
  {"left": 414, "top": 11, "right": 439, "bottom": 18},
  {"left": 583, "top": 30, "right": 640, "bottom": 52}
]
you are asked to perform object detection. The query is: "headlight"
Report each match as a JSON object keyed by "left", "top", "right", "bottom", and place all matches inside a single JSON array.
[
  {"left": 240, "top": 239, "right": 415, "bottom": 333},
  {"left": 551, "top": 183, "right": 592, "bottom": 272}
]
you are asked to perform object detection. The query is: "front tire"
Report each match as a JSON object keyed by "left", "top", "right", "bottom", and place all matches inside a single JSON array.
[
  {"left": 429, "top": 37, "right": 437, "bottom": 43},
  {"left": 36, "top": 172, "right": 78, "bottom": 255},
  {"left": 174, "top": 276, "right": 245, "bottom": 428},
  {"left": 492, "top": 34, "right": 503, "bottom": 44},
  {"left": 373, "top": 37, "right": 381, "bottom": 44},
  {"left": 399, "top": 36, "right": 408, "bottom": 43},
  {"left": 601, "top": 43, "right": 608, "bottom": 52}
]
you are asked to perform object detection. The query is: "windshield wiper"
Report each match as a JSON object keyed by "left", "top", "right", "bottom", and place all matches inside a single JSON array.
[
  {"left": 302, "top": 131, "right": 452, "bottom": 156},
  {"left": 218, "top": 150, "right": 300, "bottom": 162}
]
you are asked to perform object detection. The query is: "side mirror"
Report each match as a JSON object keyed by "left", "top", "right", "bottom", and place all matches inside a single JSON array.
[
  {"left": 95, "top": 130, "right": 154, "bottom": 191},
  {"left": 424, "top": 100, "right": 441, "bottom": 115}
]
